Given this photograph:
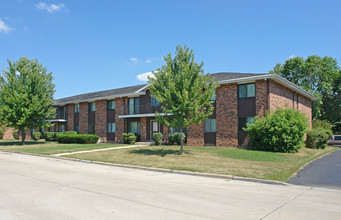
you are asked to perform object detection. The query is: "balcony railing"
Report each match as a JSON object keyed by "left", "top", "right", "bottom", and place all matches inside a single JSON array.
[{"left": 129, "top": 103, "right": 162, "bottom": 115}]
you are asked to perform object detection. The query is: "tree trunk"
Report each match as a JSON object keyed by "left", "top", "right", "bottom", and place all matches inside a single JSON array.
[
  {"left": 21, "top": 131, "right": 26, "bottom": 145},
  {"left": 180, "top": 126, "right": 183, "bottom": 154}
]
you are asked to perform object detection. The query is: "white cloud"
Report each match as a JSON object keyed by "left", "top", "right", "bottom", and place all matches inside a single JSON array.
[
  {"left": 145, "top": 59, "right": 152, "bottom": 63},
  {"left": 137, "top": 72, "right": 154, "bottom": 81},
  {"left": 0, "top": 19, "right": 13, "bottom": 33},
  {"left": 36, "top": 2, "right": 65, "bottom": 13},
  {"left": 130, "top": 57, "right": 138, "bottom": 62},
  {"left": 289, "top": 54, "right": 296, "bottom": 59}
]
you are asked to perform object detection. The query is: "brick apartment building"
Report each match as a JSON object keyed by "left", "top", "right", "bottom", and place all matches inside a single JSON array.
[{"left": 28, "top": 72, "right": 316, "bottom": 147}]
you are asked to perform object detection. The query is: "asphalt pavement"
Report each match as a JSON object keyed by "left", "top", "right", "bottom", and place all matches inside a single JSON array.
[{"left": 288, "top": 149, "right": 341, "bottom": 189}]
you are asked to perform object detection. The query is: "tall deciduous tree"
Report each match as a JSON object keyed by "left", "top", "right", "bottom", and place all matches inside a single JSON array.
[
  {"left": 269, "top": 55, "right": 341, "bottom": 133},
  {"left": 0, "top": 57, "right": 56, "bottom": 144},
  {"left": 148, "top": 45, "right": 218, "bottom": 153}
]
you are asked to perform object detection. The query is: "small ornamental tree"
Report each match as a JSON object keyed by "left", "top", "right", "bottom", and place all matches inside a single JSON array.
[
  {"left": 148, "top": 45, "right": 219, "bottom": 153},
  {"left": 0, "top": 57, "right": 56, "bottom": 144},
  {"left": 246, "top": 108, "right": 308, "bottom": 153}
]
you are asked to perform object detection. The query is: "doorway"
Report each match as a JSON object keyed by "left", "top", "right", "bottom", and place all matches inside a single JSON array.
[{"left": 150, "top": 120, "right": 160, "bottom": 141}]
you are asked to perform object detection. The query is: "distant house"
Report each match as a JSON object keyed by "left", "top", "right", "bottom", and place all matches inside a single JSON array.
[{"left": 20, "top": 72, "right": 316, "bottom": 147}]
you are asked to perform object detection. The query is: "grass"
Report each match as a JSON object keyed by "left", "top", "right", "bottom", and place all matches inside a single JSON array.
[
  {"left": 0, "top": 139, "right": 125, "bottom": 155},
  {"left": 64, "top": 145, "right": 339, "bottom": 181}
]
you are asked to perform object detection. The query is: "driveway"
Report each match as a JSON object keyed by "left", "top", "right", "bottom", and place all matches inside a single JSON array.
[
  {"left": 0, "top": 151, "right": 341, "bottom": 219},
  {"left": 288, "top": 149, "right": 341, "bottom": 189}
]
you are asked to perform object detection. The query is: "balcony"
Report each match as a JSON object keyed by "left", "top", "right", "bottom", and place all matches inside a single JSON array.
[
  {"left": 49, "top": 106, "right": 67, "bottom": 122},
  {"left": 128, "top": 103, "right": 162, "bottom": 115}
]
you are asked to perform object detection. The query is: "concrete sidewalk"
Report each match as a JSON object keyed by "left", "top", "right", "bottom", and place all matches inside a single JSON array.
[
  {"left": 53, "top": 144, "right": 143, "bottom": 156},
  {"left": 1, "top": 151, "right": 341, "bottom": 219}
]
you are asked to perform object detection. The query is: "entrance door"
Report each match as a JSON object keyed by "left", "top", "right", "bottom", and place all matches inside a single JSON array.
[{"left": 150, "top": 120, "right": 160, "bottom": 140}]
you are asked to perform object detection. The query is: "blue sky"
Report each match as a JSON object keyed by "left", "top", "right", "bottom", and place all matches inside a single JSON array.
[{"left": 0, "top": 0, "right": 340, "bottom": 99}]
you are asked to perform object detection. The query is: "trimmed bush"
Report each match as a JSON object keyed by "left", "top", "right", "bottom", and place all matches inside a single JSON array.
[
  {"left": 123, "top": 133, "right": 136, "bottom": 144},
  {"left": 128, "top": 135, "right": 136, "bottom": 145},
  {"left": 168, "top": 134, "right": 175, "bottom": 145},
  {"left": 32, "top": 132, "right": 42, "bottom": 141},
  {"left": 13, "top": 130, "right": 19, "bottom": 140},
  {"left": 169, "top": 132, "right": 186, "bottom": 145},
  {"left": 43, "top": 132, "right": 56, "bottom": 141},
  {"left": 313, "top": 120, "right": 333, "bottom": 131},
  {"left": 246, "top": 108, "right": 308, "bottom": 153},
  {"left": 64, "top": 131, "right": 78, "bottom": 135},
  {"left": 153, "top": 133, "right": 163, "bottom": 145},
  {"left": 306, "top": 128, "right": 333, "bottom": 149},
  {"left": 57, "top": 134, "right": 99, "bottom": 144}
]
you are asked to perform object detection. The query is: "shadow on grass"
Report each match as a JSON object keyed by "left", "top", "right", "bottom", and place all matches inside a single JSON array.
[
  {"left": 0, "top": 141, "right": 46, "bottom": 146},
  {"left": 129, "top": 148, "right": 189, "bottom": 157}
]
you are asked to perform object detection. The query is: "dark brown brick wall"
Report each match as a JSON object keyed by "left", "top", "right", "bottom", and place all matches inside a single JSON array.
[
  {"left": 79, "top": 102, "right": 88, "bottom": 134},
  {"left": 18, "top": 130, "right": 32, "bottom": 140},
  {"left": 187, "top": 122, "right": 204, "bottom": 146},
  {"left": 216, "top": 83, "right": 238, "bottom": 147},
  {"left": 255, "top": 80, "right": 268, "bottom": 117},
  {"left": 269, "top": 79, "right": 312, "bottom": 127},
  {"left": 67, "top": 104, "right": 74, "bottom": 131},
  {"left": 95, "top": 100, "right": 107, "bottom": 142},
  {"left": 269, "top": 80, "right": 294, "bottom": 112},
  {"left": 3, "top": 127, "right": 14, "bottom": 139},
  {"left": 162, "top": 125, "right": 169, "bottom": 143},
  {"left": 298, "top": 94, "right": 312, "bottom": 127},
  {"left": 140, "top": 117, "right": 147, "bottom": 142},
  {"left": 115, "top": 98, "right": 125, "bottom": 143}
]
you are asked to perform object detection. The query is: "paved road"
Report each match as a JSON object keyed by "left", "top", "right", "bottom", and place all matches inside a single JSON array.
[
  {"left": 288, "top": 149, "right": 341, "bottom": 189},
  {"left": 0, "top": 152, "right": 341, "bottom": 220}
]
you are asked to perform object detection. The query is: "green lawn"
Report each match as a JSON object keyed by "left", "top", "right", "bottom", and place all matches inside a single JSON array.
[
  {"left": 64, "top": 145, "right": 338, "bottom": 181},
  {"left": 0, "top": 140, "right": 125, "bottom": 155}
]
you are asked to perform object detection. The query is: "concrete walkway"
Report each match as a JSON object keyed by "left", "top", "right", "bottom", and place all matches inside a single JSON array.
[
  {"left": 1, "top": 151, "right": 341, "bottom": 219},
  {"left": 53, "top": 144, "right": 143, "bottom": 156}
]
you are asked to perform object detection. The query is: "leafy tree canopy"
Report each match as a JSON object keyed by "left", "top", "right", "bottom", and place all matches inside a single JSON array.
[
  {"left": 148, "top": 45, "right": 218, "bottom": 153},
  {"left": 0, "top": 57, "right": 56, "bottom": 144},
  {"left": 270, "top": 55, "right": 341, "bottom": 133}
]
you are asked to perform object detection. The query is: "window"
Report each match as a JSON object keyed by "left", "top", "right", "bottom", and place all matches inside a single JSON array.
[
  {"left": 108, "top": 122, "right": 115, "bottom": 133},
  {"left": 204, "top": 119, "right": 216, "bottom": 132},
  {"left": 108, "top": 100, "right": 115, "bottom": 110},
  {"left": 238, "top": 117, "right": 255, "bottom": 131},
  {"left": 129, "top": 97, "right": 140, "bottom": 114},
  {"left": 59, "top": 124, "right": 66, "bottom": 133},
  {"left": 128, "top": 121, "right": 140, "bottom": 135},
  {"left": 210, "top": 90, "right": 216, "bottom": 101},
  {"left": 151, "top": 97, "right": 160, "bottom": 106},
  {"left": 50, "top": 126, "right": 55, "bottom": 132},
  {"left": 75, "top": 104, "right": 79, "bottom": 113},
  {"left": 74, "top": 123, "right": 79, "bottom": 133},
  {"left": 238, "top": 83, "right": 255, "bottom": 98},
  {"left": 169, "top": 127, "right": 187, "bottom": 135},
  {"left": 88, "top": 123, "right": 95, "bottom": 134},
  {"left": 335, "top": 136, "right": 341, "bottom": 141},
  {"left": 41, "top": 127, "right": 46, "bottom": 132},
  {"left": 89, "top": 102, "right": 96, "bottom": 112}
]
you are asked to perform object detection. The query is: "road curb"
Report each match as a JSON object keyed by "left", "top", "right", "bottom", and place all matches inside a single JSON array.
[{"left": 0, "top": 150, "right": 288, "bottom": 186}]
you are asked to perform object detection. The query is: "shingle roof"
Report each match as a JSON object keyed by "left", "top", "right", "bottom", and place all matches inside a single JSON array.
[
  {"left": 209, "top": 72, "right": 267, "bottom": 81},
  {"left": 54, "top": 84, "right": 147, "bottom": 105},
  {"left": 54, "top": 72, "right": 268, "bottom": 105}
]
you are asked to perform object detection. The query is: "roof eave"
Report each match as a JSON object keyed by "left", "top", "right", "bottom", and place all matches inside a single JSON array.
[{"left": 55, "top": 92, "right": 144, "bottom": 105}]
